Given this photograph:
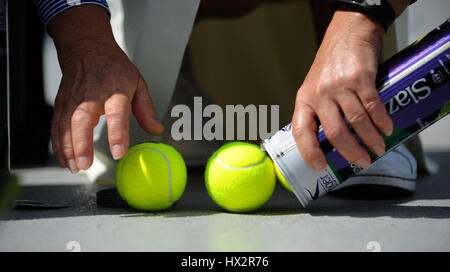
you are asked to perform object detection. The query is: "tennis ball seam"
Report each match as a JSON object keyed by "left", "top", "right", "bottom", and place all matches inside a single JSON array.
[
  {"left": 206, "top": 156, "right": 275, "bottom": 212},
  {"left": 204, "top": 142, "right": 276, "bottom": 213},
  {"left": 118, "top": 146, "right": 173, "bottom": 203},
  {"left": 214, "top": 154, "right": 265, "bottom": 169}
]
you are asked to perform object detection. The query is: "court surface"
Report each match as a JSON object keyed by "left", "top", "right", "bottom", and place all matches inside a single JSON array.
[{"left": 0, "top": 117, "right": 449, "bottom": 252}]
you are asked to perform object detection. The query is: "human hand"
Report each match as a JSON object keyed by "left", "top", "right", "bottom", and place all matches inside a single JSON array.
[
  {"left": 292, "top": 10, "right": 393, "bottom": 172},
  {"left": 48, "top": 6, "right": 163, "bottom": 173}
]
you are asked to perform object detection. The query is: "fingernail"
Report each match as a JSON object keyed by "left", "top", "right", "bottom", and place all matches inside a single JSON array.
[
  {"left": 68, "top": 159, "right": 78, "bottom": 173},
  {"left": 382, "top": 125, "right": 393, "bottom": 136},
  {"left": 58, "top": 158, "right": 67, "bottom": 168},
  {"left": 151, "top": 120, "right": 164, "bottom": 133},
  {"left": 157, "top": 123, "right": 164, "bottom": 132},
  {"left": 76, "top": 156, "right": 89, "bottom": 170},
  {"left": 112, "top": 144, "right": 123, "bottom": 160},
  {"left": 313, "top": 160, "right": 326, "bottom": 172},
  {"left": 373, "top": 144, "right": 385, "bottom": 156},
  {"left": 355, "top": 158, "right": 370, "bottom": 169}
]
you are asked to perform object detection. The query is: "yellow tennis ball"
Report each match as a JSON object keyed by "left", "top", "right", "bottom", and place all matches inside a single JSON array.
[
  {"left": 115, "top": 142, "right": 187, "bottom": 211},
  {"left": 274, "top": 162, "right": 293, "bottom": 193},
  {"left": 205, "top": 142, "right": 276, "bottom": 213}
]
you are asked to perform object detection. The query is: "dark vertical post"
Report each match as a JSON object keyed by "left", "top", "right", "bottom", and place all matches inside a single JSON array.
[
  {"left": 0, "top": 0, "right": 8, "bottom": 172},
  {"left": 0, "top": 0, "right": 18, "bottom": 213}
]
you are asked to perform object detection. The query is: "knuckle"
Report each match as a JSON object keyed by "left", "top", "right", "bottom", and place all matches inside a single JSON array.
[
  {"left": 344, "top": 68, "right": 362, "bottom": 84},
  {"left": 73, "top": 143, "right": 90, "bottom": 156},
  {"left": 108, "top": 132, "right": 126, "bottom": 144},
  {"left": 316, "top": 81, "right": 333, "bottom": 97},
  {"left": 325, "top": 125, "right": 345, "bottom": 141},
  {"left": 106, "top": 103, "right": 130, "bottom": 119},
  {"left": 107, "top": 116, "right": 128, "bottom": 131},
  {"left": 62, "top": 146, "right": 74, "bottom": 158},
  {"left": 347, "top": 111, "right": 367, "bottom": 126},
  {"left": 301, "top": 148, "right": 318, "bottom": 163},
  {"left": 364, "top": 67, "right": 377, "bottom": 80},
  {"left": 292, "top": 127, "right": 305, "bottom": 141},
  {"left": 368, "top": 143, "right": 383, "bottom": 151},
  {"left": 364, "top": 99, "right": 380, "bottom": 115},
  {"left": 71, "top": 110, "right": 90, "bottom": 125},
  {"left": 296, "top": 85, "right": 306, "bottom": 97}
]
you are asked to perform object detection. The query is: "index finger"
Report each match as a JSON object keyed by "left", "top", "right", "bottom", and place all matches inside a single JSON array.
[
  {"left": 104, "top": 94, "right": 131, "bottom": 160},
  {"left": 292, "top": 102, "right": 327, "bottom": 172}
]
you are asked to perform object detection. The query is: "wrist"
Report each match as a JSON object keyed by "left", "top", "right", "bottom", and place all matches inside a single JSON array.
[
  {"left": 57, "top": 37, "right": 119, "bottom": 71},
  {"left": 331, "top": 9, "right": 385, "bottom": 43},
  {"left": 330, "top": 0, "right": 398, "bottom": 31}
]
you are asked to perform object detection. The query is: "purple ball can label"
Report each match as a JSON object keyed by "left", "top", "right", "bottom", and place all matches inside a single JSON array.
[{"left": 262, "top": 19, "right": 450, "bottom": 207}]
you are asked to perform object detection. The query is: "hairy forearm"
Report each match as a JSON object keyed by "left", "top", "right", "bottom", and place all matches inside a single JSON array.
[{"left": 47, "top": 5, "right": 114, "bottom": 65}]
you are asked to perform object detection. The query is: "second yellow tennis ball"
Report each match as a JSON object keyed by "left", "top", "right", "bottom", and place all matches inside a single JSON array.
[
  {"left": 115, "top": 142, "right": 187, "bottom": 211},
  {"left": 274, "top": 162, "right": 293, "bottom": 193},
  {"left": 205, "top": 142, "right": 276, "bottom": 213}
]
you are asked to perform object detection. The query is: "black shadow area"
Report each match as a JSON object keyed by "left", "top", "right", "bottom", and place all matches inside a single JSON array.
[{"left": 305, "top": 152, "right": 450, "bottom": 219}]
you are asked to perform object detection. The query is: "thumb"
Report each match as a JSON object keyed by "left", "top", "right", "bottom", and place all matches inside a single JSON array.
[{"left": 132, "top": 76, "right": 164, "bottom": 134}]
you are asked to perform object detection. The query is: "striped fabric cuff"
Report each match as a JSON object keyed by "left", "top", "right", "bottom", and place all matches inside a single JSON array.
[{"left": 33, "top": 0, "right": 110, "bottom": 29}]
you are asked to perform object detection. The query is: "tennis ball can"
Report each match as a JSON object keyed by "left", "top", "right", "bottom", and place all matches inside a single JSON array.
[{"left": 262, "top": 19, "right": 450, "bottom": 207}]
